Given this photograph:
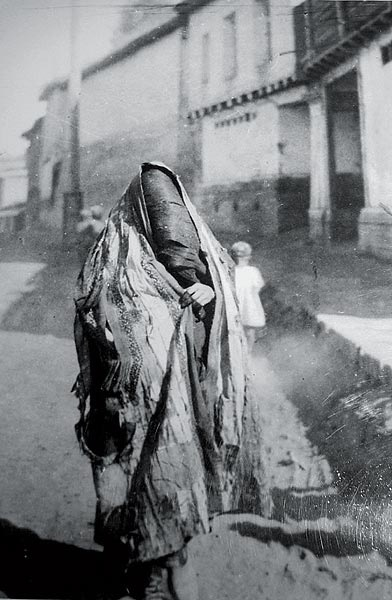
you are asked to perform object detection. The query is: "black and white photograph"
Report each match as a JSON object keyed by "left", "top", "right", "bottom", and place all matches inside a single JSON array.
[{"left": 2, "top": 0, "right": 392, "bottom": 598}]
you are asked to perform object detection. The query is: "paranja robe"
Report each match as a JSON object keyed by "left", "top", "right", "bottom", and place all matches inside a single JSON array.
[{"left": 73, "top": 163, "right": 266, "bottom": 564}]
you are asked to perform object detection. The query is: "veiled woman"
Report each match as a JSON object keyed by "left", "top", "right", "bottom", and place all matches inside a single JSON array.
[{"left": 73, "top": 163, "right": 267, "bottom": 600}]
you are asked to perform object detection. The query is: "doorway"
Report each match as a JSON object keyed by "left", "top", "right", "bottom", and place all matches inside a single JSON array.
[
  {"left": 277, "top": 102, "right": 310, "bottom": 234},
  {"left": 50, "top": 161, "right": 62, "bottom": 207},
  {"left": 326, "top": 70, "right": 365, "bottom": 241}
]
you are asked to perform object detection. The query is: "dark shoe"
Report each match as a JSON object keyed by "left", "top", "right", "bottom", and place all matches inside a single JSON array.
[{"left": 143, "top": 565, "right": 167, "bottom": 600}]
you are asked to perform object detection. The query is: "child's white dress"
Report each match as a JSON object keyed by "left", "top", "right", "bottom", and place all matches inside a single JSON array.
[{"left": 234, "top": 265, "right": 265, "bottom": 328}]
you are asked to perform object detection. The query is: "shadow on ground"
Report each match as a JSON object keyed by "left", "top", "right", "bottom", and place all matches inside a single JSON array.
[
  {"left": 0, "top": 260, "right": 78, "bottom": 339},
  {"left": 271, "top": 487, "right": 347, "bottom": 523},
  {"left": 3, "top": 511, "right": 391, "bottom": 600},
  {"left": 230, "top": 519, "right": 376, "bottom": 560},
  {"left": 0, "top": 518, "right": 156, "bottom": 600},
  {"left": 0, "top": 231, "right": 80, "bottom": 339},
  {"left": 231, "top": 484, "right": 392, "bottom": 565},
  {"left": 270, "top": 486, "right": 392, "bottom": 557},
  {"left": 0, "top": 518, "right": 103, "bottom": 599}
]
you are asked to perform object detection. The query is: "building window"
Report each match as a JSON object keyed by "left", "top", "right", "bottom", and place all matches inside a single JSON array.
[
  {"left": 381, "top": 41, "right": 392, "bottom": 65},
  {"left": 223, "top": 12, "right": 237, "bottom": 80},
  {"left": 201, "top": 33, "right": 210, "bottom": 84},
  {"left": 215, "top": 112, "right": 257, "bottom": 128},
  {"left": 254, "top": 0, "right": 270, "bottom": 72},
  {"left": 50, "top": 161, "right": 62, "bottom": 207}
]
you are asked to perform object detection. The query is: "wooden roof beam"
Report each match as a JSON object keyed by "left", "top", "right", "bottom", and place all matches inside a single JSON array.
[
  {"left": 378, "top": 13, "right": 392, "bottom": 27},
  {"left": 320, "top": 53, "right": 342, "bottom": 66}
]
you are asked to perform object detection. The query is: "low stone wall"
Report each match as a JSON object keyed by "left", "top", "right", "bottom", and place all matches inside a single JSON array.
[
  {"left": 194, "top": 179, "right": 279, "bottom": 238},
  {"left": 192, "top": 176, "right": 311, "bottom": 238},
  {"left": 359, "top": 207, "right": 392, "bottom": 260}
]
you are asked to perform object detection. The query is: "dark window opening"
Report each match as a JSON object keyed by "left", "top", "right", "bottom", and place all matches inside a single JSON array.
[
  {"left": 381, "top": 41, "right": 392, "bottom": 65},
  {"left": 223, "top": 12, "right": 237, "bottom": 80},
  {"left": 201, "top": 33, "right": 210, "bottom": 84},
  {"left": 50, "top": 161, "right": 62, "bottom": 207}
]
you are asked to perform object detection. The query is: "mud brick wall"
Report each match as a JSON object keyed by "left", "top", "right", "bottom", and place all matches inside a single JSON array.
[{"left": 193, "top": 180, "right": 279, "bottom": 238}]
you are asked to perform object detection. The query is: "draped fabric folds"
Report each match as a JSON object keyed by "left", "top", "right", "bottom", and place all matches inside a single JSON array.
[{"left": 73, "top": 162, "right": 267, "bottom": 564}]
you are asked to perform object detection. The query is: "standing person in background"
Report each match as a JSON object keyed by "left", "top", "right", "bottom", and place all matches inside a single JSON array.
[
  {"left": 90, "top": 205, "right": 105, "bottom": 235},
  {"left": 76, "top": 205, "right": 105, "bottom": 265},
  {"left": 231, "top": 241, "right": 266, "bottom": 354}
]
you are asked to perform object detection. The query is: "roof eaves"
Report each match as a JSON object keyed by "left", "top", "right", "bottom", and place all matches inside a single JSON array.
[
  {"left": 39, "top": 78, "right": 67, "bottom": 101},
  {"left": 21, "top": 117, "right": 44, "bottom": 139},
  {"left": 175, "top": 0, "right": 215, "bottom": 15},
  {"left": 84, "top": 16, "right": 182, "bottom": 78},
  {"left": 39, "top": 16, "right": 182, "bottom": 101},
  {"left": 188, "top": 76, "right": 307, "bottom": 120}
]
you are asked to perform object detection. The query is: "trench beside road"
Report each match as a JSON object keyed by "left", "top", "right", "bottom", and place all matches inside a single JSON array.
[{"left": 1, "top": 259, "right": 392, "bottom": 599}]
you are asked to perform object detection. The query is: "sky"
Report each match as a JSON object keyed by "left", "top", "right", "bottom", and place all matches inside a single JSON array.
[
  {"left": 0, "top": 0, "right": 123, "bottom": 157},
  {"left": 0, "top": 0, "right": 301, "bottom": 158}
]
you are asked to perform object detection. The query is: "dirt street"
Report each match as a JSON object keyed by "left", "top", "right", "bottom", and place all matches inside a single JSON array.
[{"left": 1, "top": 253, "right": 392, "bottom": 599}]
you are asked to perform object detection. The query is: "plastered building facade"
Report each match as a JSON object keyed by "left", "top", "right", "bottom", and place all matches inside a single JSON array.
[
  {"left": 181, "top": 0, "right": 310, "bottom": 237},
  {"left": 294, "top": 0, "right": 392, "bottom": 253},
  {"left": 37, "top": 18, "right": 184, "bottom": 237},
  {"left": 33, "top": 0, "right": 392, "bottom": 257}
]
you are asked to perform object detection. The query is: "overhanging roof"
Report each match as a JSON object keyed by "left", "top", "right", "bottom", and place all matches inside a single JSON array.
[{"left": 303, "top": 3, "right": 392, "bottom": 78}]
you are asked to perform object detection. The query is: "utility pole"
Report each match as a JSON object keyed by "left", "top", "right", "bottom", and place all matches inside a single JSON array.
[{"left": 63, "top": 1, "right": 83, "bottom": 246}]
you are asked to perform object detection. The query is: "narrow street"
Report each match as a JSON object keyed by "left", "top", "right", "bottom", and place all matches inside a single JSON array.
[
  {"left": 0, "top": 261, "right": 96, "bottom": 548},
  {"left": 1, "top": 250, "right": 392, "bottom": 599},
  {"left": 4, "top": 0, "right": 392, "bottom": 596}
]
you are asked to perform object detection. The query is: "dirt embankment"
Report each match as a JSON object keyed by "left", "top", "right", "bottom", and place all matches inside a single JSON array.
[{"left": 261, "top": 284, "right": 392, "bottom": 502}]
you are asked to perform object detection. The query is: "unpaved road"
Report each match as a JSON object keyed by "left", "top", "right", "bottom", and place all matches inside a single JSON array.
[{"left": 1, "top": 260, "right": 392, "bottom": 599}]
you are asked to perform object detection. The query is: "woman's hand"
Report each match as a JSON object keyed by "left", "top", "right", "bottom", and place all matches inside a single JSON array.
[{"left": 184, "top": 283, "right": 215, "bottom": 307}]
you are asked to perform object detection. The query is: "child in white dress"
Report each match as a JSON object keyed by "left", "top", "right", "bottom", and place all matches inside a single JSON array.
[{"left": 231, "top": 241, "right": 266, "bottom": 353}]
